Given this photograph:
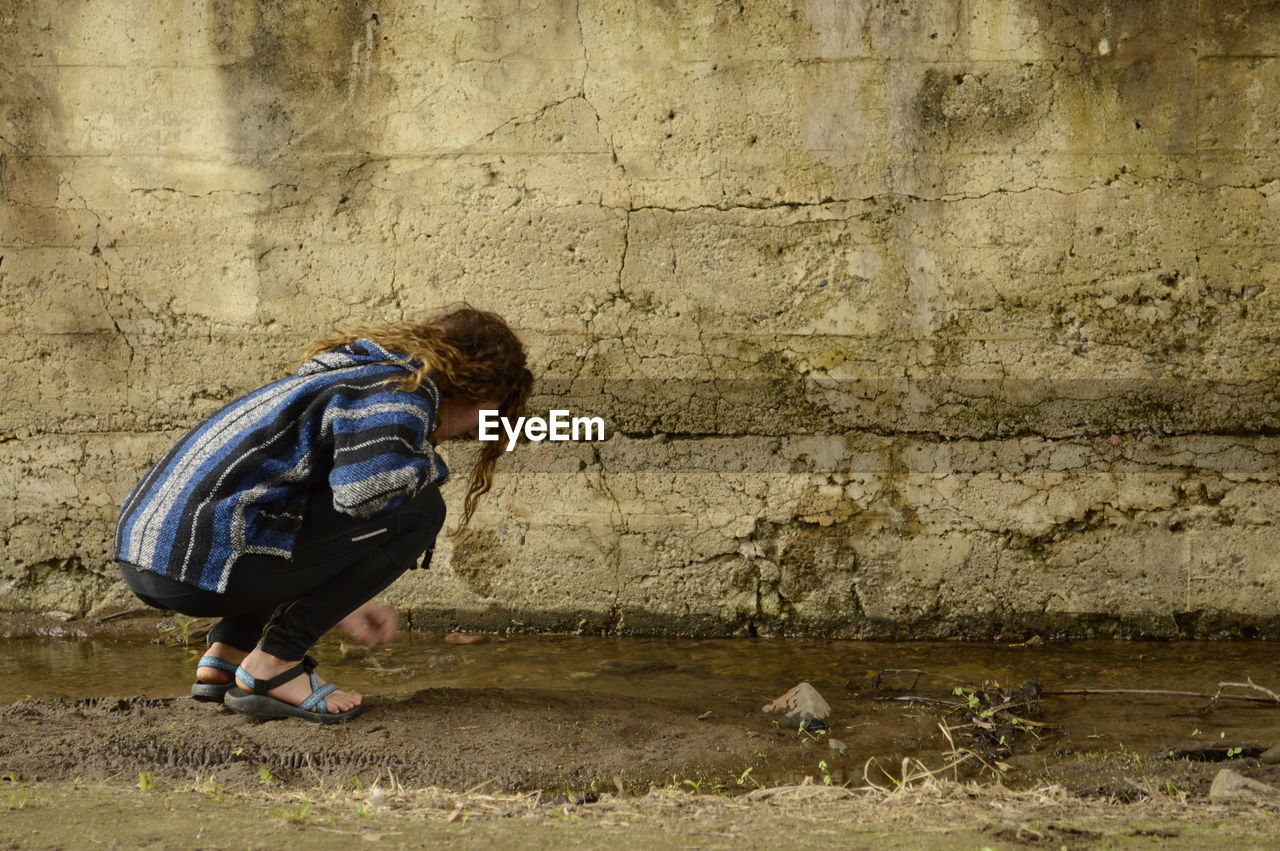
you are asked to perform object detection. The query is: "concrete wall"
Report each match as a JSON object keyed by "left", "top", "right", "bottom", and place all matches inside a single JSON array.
[{"left": 1, "top": 0, "right": 1277, "bottom": 637}]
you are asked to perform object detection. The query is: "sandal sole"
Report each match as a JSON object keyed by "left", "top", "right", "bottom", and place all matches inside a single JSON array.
[
  {"left": 224, "top": 687, "right": 366, "bottom": 724},
  {"left": 191, "top": 682, "right": 234, "bottom": 702}
]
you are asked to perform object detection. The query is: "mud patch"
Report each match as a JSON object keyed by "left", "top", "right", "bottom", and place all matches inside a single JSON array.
[{"left": 0, "top": 688, "right": 796, "bottom": 793}]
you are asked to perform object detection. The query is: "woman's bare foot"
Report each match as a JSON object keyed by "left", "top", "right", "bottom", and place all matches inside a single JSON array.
[
  {"left": 196, "top": 642, "right": 247, "bottom": 684},
  {"left": 236, "top": 648, "right": 362, "bottom": 713}
]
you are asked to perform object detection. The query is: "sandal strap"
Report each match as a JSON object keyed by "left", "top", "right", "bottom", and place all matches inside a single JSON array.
[
  {"left": 197, "top": 655, "right": 239, "bottom": 673},
  {"left": 299, "top": 680, "right": 337, "bottom": 713},
  {"left": 236, "top": 660, "right": 306, "bottom": 695},
  {"left": 236, "top": 655, "right": 325, "bottom": 695}
]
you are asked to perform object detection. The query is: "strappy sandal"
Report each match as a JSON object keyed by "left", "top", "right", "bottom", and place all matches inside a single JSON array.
[
  {"left": 191, "top": 655, "right": 240, "bottom": 702},
  {"left": 224, "top": 655, "right": 366, "bottom": 724}
]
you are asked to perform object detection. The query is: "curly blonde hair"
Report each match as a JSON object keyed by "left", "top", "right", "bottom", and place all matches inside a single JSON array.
[{"left": 302, "top": 303, "right": 534, "bottom": 534}]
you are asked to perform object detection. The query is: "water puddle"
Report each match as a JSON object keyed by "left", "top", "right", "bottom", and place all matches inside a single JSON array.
[{"left": 6, "top": 633, "right": 1280, "bottom": 786}]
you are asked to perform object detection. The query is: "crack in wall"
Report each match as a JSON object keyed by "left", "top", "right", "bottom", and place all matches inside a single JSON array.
[{"left": 6, "top": 0, "right": 1280, "bottom": 634}]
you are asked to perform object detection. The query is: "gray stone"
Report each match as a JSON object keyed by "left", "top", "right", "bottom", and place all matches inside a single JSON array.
[
  {"left": 1208, "top": 769, "right": 1278, "bottom": 802},
  {"left": 1261, "top": 744, "right": 1280, "bottom": 765},
  {"left": 763, "top": 682, "right": 832, "bottom": 732}
]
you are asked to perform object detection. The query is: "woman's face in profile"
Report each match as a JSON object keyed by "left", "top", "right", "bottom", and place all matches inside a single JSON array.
[{"left": 430, "top": 396, "right": 503, "bottom": 444}]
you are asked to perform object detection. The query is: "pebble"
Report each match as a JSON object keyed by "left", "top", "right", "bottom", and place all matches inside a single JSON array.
[
  {"left": 1209, "top": 769, "right": 1278, "bottom": 802},
  {"left": 1262, "top": 744, "right": 1280, "bottom": 765},
  {"left": 828, "top": 738, "right": 849, "bottom": 756},
  {"left": 444, "top": 632, "right": 485, "bottom": 645}
]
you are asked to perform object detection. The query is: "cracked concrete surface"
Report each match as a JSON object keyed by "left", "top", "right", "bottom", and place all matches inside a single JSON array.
[{"left": 0, "top": 0, "right": 1278, "bottom": 637}]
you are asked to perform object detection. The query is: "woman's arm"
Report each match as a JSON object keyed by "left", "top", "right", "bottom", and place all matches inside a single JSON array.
[
  {"left": 338, "top": 599, "right": 399, "bottom": 647},
  {"left": 324, "top": 384, "right": 446, "bottom": 518}
]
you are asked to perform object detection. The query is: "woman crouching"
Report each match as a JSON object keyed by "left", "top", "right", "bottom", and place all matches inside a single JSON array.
[{"left": 114, "top": 304, "right": 533, "bottom": 723}]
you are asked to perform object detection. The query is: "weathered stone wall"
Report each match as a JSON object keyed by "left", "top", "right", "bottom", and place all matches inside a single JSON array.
[{"left": 1, "top": 0, "right": 1277, "bottom": 637}]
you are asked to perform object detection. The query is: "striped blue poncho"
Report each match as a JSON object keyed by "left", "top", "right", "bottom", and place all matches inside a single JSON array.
[{"left": 114, "top": 339, "right": 449, "bottom": 592}]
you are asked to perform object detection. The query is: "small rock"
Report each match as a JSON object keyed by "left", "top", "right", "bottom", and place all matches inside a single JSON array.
[
  {"left": 828, "top": 738, "right": 849, "bottom": 756},
  {"left": 46, "top": 611, "right": 73, "bottom": 622},
  {"left": 1262, "top": 744, "right": 1280, "bottom": 765},
  {"left": 763, "top": 682, "right": 832, "bottom": 732},
  {"left": 444, "top": 632, "right": 485, "bottom": 645},
  {"left": 1209, "top": 769, "right": 1278, "bottom": 802}
]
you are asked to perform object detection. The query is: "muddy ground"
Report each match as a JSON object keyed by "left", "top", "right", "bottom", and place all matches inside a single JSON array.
[
  {"left": 0, "top": 688, "right": 805, "bottom": 793},
  {"left": 8, "top": 684, "right": 1280, "bottom": 796},
  {"left": 6, "top": 612, "right": 1280, "bottom": 846},
  {"left": 5, "top": 686, "right": 1280, "bottom": 849}
]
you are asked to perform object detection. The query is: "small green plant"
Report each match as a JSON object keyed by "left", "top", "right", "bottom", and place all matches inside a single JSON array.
[
  {"left": 355, "top": 801, "right": 372, "bottom": 819},
  {"left": 953, "top": 686, "right": 981, "bottom": 711},
  {"left": 1227, "top": 746, "right": 1243, "bottom": 758},
  {"left": 4, "top": 786, "right": 35, "bottom": 809},
  {"left": 232, "top": 746, "right": 245, "bottom": 758},
  {"left": 157, "top": 616, "right": 195, "bottom": 646},
  {"left": 258, "top": 766, "right": 275, "bottom": 786},
  {"left": 667, "top": 773, "right": 728, "bottom": 795},
  {"left": 136, "top": 771, "right": 155, "bottom": 792},
  {"left": 817, "top": 760, "right": 832, "bottom": 786},
  {"left": 736, "top": 766, "right": 755, "bottom": 787},
  {"left": 275, "top": 802, "right": 310, "bottom": 824},
  {"left": 1162, "top": 780, "right": 1182, "bottom": 796}
]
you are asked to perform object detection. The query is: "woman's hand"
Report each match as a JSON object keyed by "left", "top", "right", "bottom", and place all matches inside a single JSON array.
[{"left": 338, "top": 600, "right": 399, "bottom": 647}]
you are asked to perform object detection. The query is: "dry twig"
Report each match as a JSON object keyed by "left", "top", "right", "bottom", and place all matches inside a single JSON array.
[{"left": 1042, "top": 687, "right": 1279, "bottom": 706}]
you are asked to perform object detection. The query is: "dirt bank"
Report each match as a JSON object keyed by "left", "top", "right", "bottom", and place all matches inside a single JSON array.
[{"left": 0, "top": 688, "right": 800, "bottom": 794}]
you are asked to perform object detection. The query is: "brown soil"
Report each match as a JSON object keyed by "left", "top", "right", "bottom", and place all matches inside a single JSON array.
[
  {"left": 0, "top": 610, "right": 176, "bottom": 643},
  {"left": 0, "top": 688, "right": 798, "bottom": 794}
]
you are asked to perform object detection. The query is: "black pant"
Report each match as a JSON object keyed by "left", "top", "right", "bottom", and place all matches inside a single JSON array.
[{"left": 119, "top": 483, "right": 446, "bottom": 660}]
